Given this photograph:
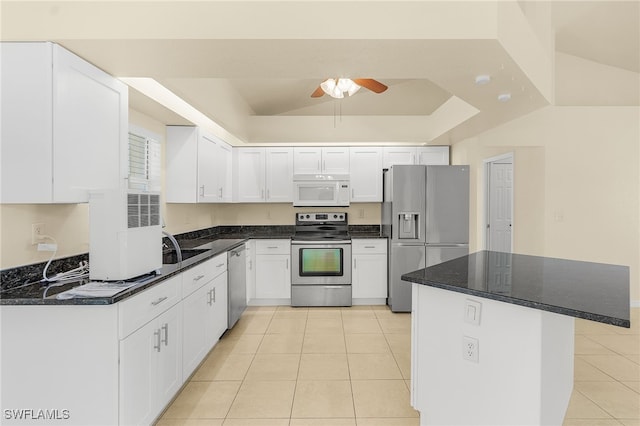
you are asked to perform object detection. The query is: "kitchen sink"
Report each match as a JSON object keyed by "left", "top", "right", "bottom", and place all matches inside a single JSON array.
[{"left": 162, "top": 248, "right": 207, "bottom": 264}]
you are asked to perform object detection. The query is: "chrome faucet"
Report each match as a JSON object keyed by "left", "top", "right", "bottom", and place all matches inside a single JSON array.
[{"left": 162, "top": 230, "right": 182, "bottom": 265}]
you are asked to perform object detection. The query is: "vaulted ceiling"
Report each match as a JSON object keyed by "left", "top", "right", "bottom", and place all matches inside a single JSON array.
[{"left": 1, "top": 1, "right": 638, "bottom": 145}]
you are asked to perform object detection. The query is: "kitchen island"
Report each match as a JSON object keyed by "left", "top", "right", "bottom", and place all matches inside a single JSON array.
[{"left": 401, "top": 250, "right": 630, "bottom": 426}]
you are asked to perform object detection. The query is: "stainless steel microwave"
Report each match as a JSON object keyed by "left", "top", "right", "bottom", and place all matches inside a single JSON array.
[{"left": 292, "top": 174, "right": 350, "bottom": 207}]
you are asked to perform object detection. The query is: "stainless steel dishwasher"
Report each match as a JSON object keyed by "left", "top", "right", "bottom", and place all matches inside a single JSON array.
[{"left": 227, "top": 244, "right": 247, "bottom": 329}]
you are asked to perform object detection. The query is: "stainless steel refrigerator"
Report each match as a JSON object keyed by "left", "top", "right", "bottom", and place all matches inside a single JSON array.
[{"left": 383, "top": 165, "right": 470, "bottom": 312}]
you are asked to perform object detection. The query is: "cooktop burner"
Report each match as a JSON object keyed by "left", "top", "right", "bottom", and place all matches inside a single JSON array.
[{"left": 293, "top": 212, "right": 350, "bottom": 241}]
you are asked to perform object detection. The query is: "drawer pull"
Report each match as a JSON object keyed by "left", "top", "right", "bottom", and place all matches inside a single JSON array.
[
  {"left": 193, "top": 274, "right": 205, "bottom": 281},
  {"left": 154, "top": 329, "right": 161, "bottom": 352},
  {"left": 151, "top": 296, "right": 168, "bottom": 306},
  {"left": 216, "top": 263, "right": 225, "bottom": 268},
  {"left": 267, "top": 246, "right": 278, "bottom": 249},
  {"left": 161, "top": 323, "right": 169, "bottom": 346},
  {"left": 212, "top": 287, "right": 216, "bottom": 303},
  {"left": 364, "top": 246, "right": 375, "bottom": 249}
]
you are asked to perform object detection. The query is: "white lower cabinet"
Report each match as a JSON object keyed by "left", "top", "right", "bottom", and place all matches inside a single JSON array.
[
  {"left": 352, "top": 239, "right": 388, "bottom": 303},
  {"left": 182, "top": 270, "right": 228, "bottom": 378},
  {"left": 119, "top": 302, "right": 183, "bottom": 426},
  {"left": 252, "top": 239, "right": 291, "bottom": 304}
]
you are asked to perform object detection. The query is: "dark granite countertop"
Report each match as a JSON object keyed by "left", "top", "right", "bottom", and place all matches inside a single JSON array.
[
  {"left": 1, "top": 224, "right": 381, "bottom": 306},
  {"left": 401, "top": 250, "right": 630, "bottom": 328}
]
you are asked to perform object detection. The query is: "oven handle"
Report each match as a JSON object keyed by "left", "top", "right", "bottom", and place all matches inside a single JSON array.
[
  {"left": 291, "top": 240, "right": 352, "bottom": 245},
  {"left": 323, "top": 286, "right": 345, "bottom": 289}
]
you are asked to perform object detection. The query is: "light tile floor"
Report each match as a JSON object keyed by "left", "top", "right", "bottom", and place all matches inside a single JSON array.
[{"left": 157, "top": 306, "right": 639, "bottom": 426}]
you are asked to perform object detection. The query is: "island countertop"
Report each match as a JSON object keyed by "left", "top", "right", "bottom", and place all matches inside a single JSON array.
[{"left": 401, "top": 250, "right": 630, "bottom": 328}]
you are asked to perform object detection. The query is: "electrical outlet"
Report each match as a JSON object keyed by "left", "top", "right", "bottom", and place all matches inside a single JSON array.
[
  {"left": 31, "top": 223, "right": 45, "bottom": 245},
  {"left": 462, "top": 336, "right": 479, "bottom": 363}
]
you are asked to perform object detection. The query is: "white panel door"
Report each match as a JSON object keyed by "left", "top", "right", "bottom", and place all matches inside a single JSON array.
[
  {"left": 53, "top": 44, "right": 126, "bottom": 202},
  {"left": 349, "top": 147, "right": 383, "bottom": 202},
  {"left": 382, "top": 147, "right": 417, "bottom": 169},
  {"left": 416, "top": 146, "right": 450, "bottom": 165},
  {"left": 266, "top": 148, "right": 294, "bottom": 202},
  {"left": 321, "top": 147, "right": 350, "bottom": 174},
  {"left": 293, "top": 147, "right": 322, "bottom": 174},
  {"left": 197, "top": 133, "right": 220, "bottom": 202},
  {"left": 488, "top": 162, "right": 513, "bottom": 252},
  {"left": 235, "top": 148, "right": 266, "bottom": 202}
]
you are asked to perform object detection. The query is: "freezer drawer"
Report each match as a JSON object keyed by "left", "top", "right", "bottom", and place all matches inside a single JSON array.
[{"left": 389, "top": 244, "right": 425, "bottom": 312}]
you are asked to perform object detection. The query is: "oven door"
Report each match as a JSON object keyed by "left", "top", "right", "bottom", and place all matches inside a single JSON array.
[{"left": 291, "top": 241, "right": 352, "bottom": 286}]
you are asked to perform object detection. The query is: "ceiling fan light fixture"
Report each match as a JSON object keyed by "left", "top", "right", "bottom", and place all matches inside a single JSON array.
[{"left": 321, "top": 78, "right": 360, "bottom": 98}]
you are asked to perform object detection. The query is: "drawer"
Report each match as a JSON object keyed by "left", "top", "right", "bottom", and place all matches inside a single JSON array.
[
  {"left": 181, "top": 259, "right": 211, "bottom": 298},
  {"left": 119, "top": 275, "right": 181, "bottom": 339},
  {"left": 352, "top": 238, "right": 387, "bottom": 254},
  {"left": 255, "top": 239, "right": 290, "bottom": 255},
  {"left": 208, "top": 252, "right": 227, "bottom": 279}
]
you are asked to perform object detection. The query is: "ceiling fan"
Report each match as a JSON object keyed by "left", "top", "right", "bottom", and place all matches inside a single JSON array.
[{"left": 311, "top": 78, "right": 388, "bottom": 99}]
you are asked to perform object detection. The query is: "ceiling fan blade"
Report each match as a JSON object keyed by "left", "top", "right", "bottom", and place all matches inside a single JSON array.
[
  {"left": 310, "top": 86, "right": 325, "bottom": 98},
  {"left": 352, "top": 78, "right": 388, "bottom": 93}
]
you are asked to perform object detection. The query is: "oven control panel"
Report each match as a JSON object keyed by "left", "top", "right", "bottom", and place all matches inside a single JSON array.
[{"left": 297, "top": 212, "right": 347, "bottom": 223}]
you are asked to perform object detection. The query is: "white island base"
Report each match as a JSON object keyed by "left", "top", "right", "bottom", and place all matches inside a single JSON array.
[{"left": 410, "top": 284, "right": 575, "bottom": 426}]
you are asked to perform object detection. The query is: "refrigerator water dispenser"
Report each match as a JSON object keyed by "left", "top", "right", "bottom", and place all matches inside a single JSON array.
[{"left": 398, "top": 213, "right": 420, "bottom": 239}]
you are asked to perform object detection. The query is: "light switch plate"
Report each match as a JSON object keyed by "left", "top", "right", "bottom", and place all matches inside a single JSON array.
[{"left": 464, "top": 299, "right": 482, "bottom": 325}]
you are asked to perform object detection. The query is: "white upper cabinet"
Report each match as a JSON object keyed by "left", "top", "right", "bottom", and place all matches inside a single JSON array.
[
  {"left": 265, "top": 148, "right": 294, "bottom": 202},
  {"left": 349, "top": 147, "right": 383, "bottom": 202},
  {"left": 382, "top": 146, "right": 450, "bottom": 169},
  {"left": 1, "top": 42, "right": 128, "bottom": 203},
  {"left": 234, "top": 147, "right": 293, "bottom": 203},
  {"left": 293, "top": 147, "right": 349, "bottom": 174},
  {"left": 166, "top": 126, "right": 232, "bottom": 203},
  {"left": 382, "top": 147, "right": 417, "bottom": 169},
  {"left": 416, "top": 146, "right": 450, "bottom": 165}
]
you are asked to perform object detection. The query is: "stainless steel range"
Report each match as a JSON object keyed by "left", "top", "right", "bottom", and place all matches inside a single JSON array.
[{"left": 291, "top": 212, "right": 352, "bottom": 307}]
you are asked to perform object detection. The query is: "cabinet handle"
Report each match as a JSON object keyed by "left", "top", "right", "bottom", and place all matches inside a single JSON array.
[
  {"left": 352, "top": 188, "right": 355, "bottom": 198},
  {"left": 353, "top": 258, "right": 356, "bottom": 269},
  {"left": 249, "top": 259, "right": 252, "bottom": 270},
  {"left": 364, "top": 246, "right": 375, "bottom": 249},
  {"left": 151, "top": 296, "right": 168, "bottom": 306},
  {"left": 212, "top": 287, "right": 216, "bottom": 303},
  {"left": 207, "top": 289, "right": 213, "bottom": 305},
  {"left": 323, "top": 160, "right": 326, "bottom": 171},
  {"left": 216, "top": 263, "right": 225, "bottom": 268},
  {"left": 200, "top": 185, "right": 205, "bottom": 196},
  {"left": 267, "top": 189, "right": 270, "bottom": 199},
  {"left": 161, "top": 323, "right": 169, "bottom": 346},
  {"left": 193, "top": 274, "right": 205, "bottom": 282},
  {"left": 286, "top": 258, "right": 289, "bottom": 269},
  {"left": 219, "top": 187, "right": 223, "bottom": 198},
  {"left": 267, "top": 246, "right": 278, "bottom": 249},
  {"left": 154, "top": 329, "right": 161, "bottom": 352}
]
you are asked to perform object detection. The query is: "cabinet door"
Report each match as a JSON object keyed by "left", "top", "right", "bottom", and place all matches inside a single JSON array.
[
  {"left": 352, "top": 254, "right": 388, "bottom": 299},
  {"left": 382, "top": 147, "right": 417, "bottom": 169},
  {"left": 266, "top": 148, "right": 294, "bottom": 202},
  {"left": 156, "top": 303, "right": 183, "bottom": 409},
  {"left": 119, "top": 320, "right": 158, "bottom": 426},
  {"left": 293, "top": 147, "right": 322, "bottom": 174},
  {"left": 255, "top": 254, "right": 291, "bottom": 299},
  {"left": 217, "top": 142, "right": 233, "bottom": 202},
  {"left": 166, "top": 126, "right": 198, "bottom": 203},
  {"left": 235, "top": 148, "right": 266, "bottom": 202},
  {"left": 182, "top": 284, "right": 210, "bottom": 378},
  {"left": 417, "top": 146, "right": 449, "bottom": 165},
  {"left": 53, "top": 44, "right": 127, "bottom": 202},
  {"left": 1, "top": 42, "right": 53, "bottom": 203},
  {"left": 198, "top": 133, "right": 221, "bottom": 202},
  {"left": 349, "top": 147, "right": 383, "bottom": 202},
  {"left": 322, "top": 148, "right": 350, "bottom": 174},
  {"left": 210, "top": 272, "right": 229, "bottom": 343}
]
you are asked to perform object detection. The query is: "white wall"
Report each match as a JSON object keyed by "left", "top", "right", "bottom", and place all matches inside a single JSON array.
[{"left": 452, "top": 105, "right": 640, "bottom": 303}]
